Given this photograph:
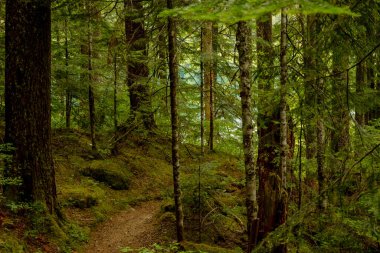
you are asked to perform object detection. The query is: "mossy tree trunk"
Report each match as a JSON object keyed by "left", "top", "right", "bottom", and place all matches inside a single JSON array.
[
  {"left": 256, "top": 14, "right": 284, "bottom": 243},
  {"left": 167, "top": 0, "right": 184, "bottom": 242},
  {"left": 236, "top": 20, "right": 258, "bottom": 252},
  {"left": 125, "top": 0, "right": 156, "bottom": 130},
  {"left": 4, "top": 0, "right": 57, "bottom": 214}
]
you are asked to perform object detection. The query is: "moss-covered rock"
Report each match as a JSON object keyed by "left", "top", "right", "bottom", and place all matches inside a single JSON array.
[
  {"left": 80, "top": 167, "right": 130, "bottom": 190},
  {"left": 65, "top": 194, "right": 98, "bottom": 209}
]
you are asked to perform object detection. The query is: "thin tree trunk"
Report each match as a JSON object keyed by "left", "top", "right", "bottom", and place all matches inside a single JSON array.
[
  {"left": 167, "top": 0, "right": 184, "bottom": 242},
  {"left": 64, "top": 16, "right": 72, "bottom": 129},
  {"left": 200, "top": 28, "right": 205, "bottom": 155},
  {"left": 87, "top": 7, "right": 96, "bottom": 151},
  {"left": 355, "top": 60, "right": 365, "bottom": 126},
  {"left": 202, "top": 21, "right": 213, "bottom": 151},
  {"left": 209, "top": 24, "right": 217, "bottom": 152},
  {"left": 236, "top": 21, "right": 258, "bottom": 253},
  {"left": 5, "top": 0, "right": 57, "bottom": 214},
  {"left": 114, "top": 52, "right": 118, "bottom": 131},
  {"left": 315, "top": 17, "right": 327, "bottom": 210},
  {"left": 303, "top": 15, "right": 317, "bottom": 159}
]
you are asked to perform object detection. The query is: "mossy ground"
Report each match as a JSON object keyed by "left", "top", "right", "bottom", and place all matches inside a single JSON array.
[{"left": 0, "top": 129, "right": 246, "bottom": 253}]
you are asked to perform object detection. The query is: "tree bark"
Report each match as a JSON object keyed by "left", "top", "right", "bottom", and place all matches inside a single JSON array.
[
  {"left": 200, "top": 28, "right": 205, "bottom": 155},
  {"left": 114, "top": 52, "right": 118, "bottom": 131},
  {"left": 315, "top": 16, "right": 327, "bottom": 210},
  {"left": 355, "top": 60, "right": 365, "bottom": 126},
  {"left": 87, "top": 5, "right": 96, "bottom": 151},
  {"left": 5, "top": 0, "right": 57, "bottom": 214},
  {"left": 125, "top": 0, "right": 155, "bottom": 130},
  {"left": 331, "top": 39, "right": 350, "bottom": 152},
  {"left": 303, "top": 15, "right": 317, "bottom": 159},
  {"left": 64, "top": 16, "right": 72, "bottom": 129},
  {"left": 236, "top": 21, "right": 258, "bottom": 253},
  {"left": 256, "top": 14, "right": 282, "bottom": 242},
  {"left": 167, "top": 0, "right": 184, "bottom": 242},
  {"left": 202, "top": 21, "right": 214, "bottom": 151}
]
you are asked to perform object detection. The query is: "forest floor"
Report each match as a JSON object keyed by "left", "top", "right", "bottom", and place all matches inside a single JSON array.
[
  {"left": 82, "top": 201, "right": 165, "bottom": 253},
  {"left": 0, "top": 129, "right": 244, "bottom": 253}
]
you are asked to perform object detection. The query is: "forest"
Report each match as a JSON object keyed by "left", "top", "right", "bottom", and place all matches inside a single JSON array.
[{"left": 0, "top": 0, "right": 379, "bottom": 252}]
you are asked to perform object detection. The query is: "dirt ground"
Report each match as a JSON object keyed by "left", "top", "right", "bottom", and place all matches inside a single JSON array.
[{"left": 82, "top": 201, "right": 172, "bottom": 253}]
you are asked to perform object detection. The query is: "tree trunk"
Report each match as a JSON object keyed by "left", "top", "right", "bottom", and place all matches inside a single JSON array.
[
  {"left": 314, "top": 16, "right": 327, "bottom": 210},
  {"left": 200, "top": 28, "right": 205, "bottom": 155},
  {"left": 273, "top": 10, "right": 289, "bottom": 253},
  {"left": 64, "top": 16, "right": 72, "bottom": 129},
  {"left": 256, "top": 14, "right": 282, "bottom": 242},
  {"left": 125, "top": 0, "right": 155, "bottom": 130},
  {"left": 303, "top": 15, "right": 317, "bottom": 159},
  {"left": 202, "top": 21, "right": 214, "bottom": 151},
  {"left": 114, "top": 52, "right": 118, "bottom": 131},
  {"left": 355, "top": 60, "right": 365, "bottom": 126},
  {"left": 331, "top": 42, "right": 350, "bottom": 153},
  {"left": 167, "top": 0, "right": 184, "bottom": 242},
  {"left": 236, "top": 21, "right": 258, "bottom": 253},
  {"left": 87, "top": 6, "right": 96, "bottom": 151},
  {"left": 4, "top": 0, "right": 57, "bottom": 214}
]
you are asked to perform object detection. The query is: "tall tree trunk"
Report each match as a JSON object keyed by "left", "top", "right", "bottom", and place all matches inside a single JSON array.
[
  {"left": 313, "top": 16, "right": 327, "bottom": 210},
  {"left": 167, "top": 0, "right": 184, "bottom": 242},
  {"left": 303, "top": 15, "right": 317, "bottom": 159},
  {"left": 202, "top": 21, "right": 214, "bottom": 151},
  {"left": 316, "top": 78, "right": 327, "bottom": 210},
  {"left": 355, "top": 60, "right": 366, "bottom": 126},
  {"left": 64, "top": 16, "right": 72, "bottom": 129},
  {"left": 114, "top": 52, "right": 118, "bottom": 131},
  {"left": 236, "top": 21, "right": 258, "bottom": 253},
  {"left": 367, "top": 54, "right": 378, "bottom": 122},
  {"left": 277, "top": 10, "right": 288, "bottom": 253},
  {"left": 256, "top": 14, "right": 282, "bottom": 242},
  {"left": 200, "top": 28, "right": 205, "bottom": 155},
  {"left": 125, "top": 0, "right": 155, "bottom": 130},
  {"left": 331, "top": 40, "right": 349, "bottom": 153},
  {"left": 5, "top": 0, "right": 57, "bottom": 214},
  {"left": 87, "top": 6, "right": 96, "bottom": 151}
]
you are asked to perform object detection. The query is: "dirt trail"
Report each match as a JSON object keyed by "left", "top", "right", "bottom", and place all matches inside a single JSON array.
[{"left": 83, "top": 201, "right": 163, "bottom": 253}]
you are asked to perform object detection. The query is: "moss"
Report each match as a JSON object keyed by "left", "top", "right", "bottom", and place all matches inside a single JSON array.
[
  {"left": 159, "top": 212, "right": 176, "bottom": 223},
  {"left": 0, "top": 233, "right": 25, "bottom": 253},
  {"left": 80, "top": 167, "right": 130, "bottom": 190},
  {"left": 182, "top": 241, "right": 243, "bottom": 253},
  {"left": 60, "top": 182, "right": 105, "bottom": 209}
]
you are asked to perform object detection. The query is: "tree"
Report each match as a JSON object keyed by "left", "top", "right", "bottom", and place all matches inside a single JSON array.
[
  {"left": 125, "top": 0, "right": 156, "bottom": 130},
  {"left": 256, "top": 13, "right": 283, "bottom": 241},
  {"left": 86, "top": 1, "right": 97, "bottom": 151},
  {"left": 202, "top": 21, "right": 215, "bottom": 151},
  {"left": 236, "top": 20, "right": 258, "bottom": 252},
  {"left": 4, "top": 0, "right": 57, "bottom": 214},
  {"left": 167, "top": 0, "right": 185, "bottom": 242}
]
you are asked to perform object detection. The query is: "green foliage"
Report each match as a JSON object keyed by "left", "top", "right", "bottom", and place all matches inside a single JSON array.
[
  {"left": 0, "top": 234, "right": 25, "bottom": 253},
  {"left": 161, "top": 0, "right": 357, "bottom": 23}
]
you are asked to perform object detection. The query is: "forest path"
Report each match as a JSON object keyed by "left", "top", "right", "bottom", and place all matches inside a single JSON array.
[{"left": 82, "top": 201, "right": 164, "bottom": 253}]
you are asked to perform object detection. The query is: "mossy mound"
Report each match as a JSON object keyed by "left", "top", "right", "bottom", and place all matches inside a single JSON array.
[
  {"left": 81, "top": 167, "right": 130, "bottom": 190},
  {"left": 182, "top": 241, "right": 242, "bottom": 253},
  {"left": 64, "top": 194, "right": 98, "bottom": 209}
]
